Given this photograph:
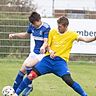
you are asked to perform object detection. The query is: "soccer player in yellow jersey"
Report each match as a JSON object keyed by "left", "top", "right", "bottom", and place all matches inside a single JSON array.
[{"left": 15, "top": 16, "right": 96, "bottom": 96}]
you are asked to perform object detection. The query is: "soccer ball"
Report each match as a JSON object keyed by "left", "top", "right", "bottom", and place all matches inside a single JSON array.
[{"left": 2, "top": 86, "right": 15, "bottom": 96}]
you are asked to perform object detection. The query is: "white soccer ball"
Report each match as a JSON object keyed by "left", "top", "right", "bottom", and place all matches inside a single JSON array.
[{"left": 2, "top": 86, "right": 15, "bottom": 96}]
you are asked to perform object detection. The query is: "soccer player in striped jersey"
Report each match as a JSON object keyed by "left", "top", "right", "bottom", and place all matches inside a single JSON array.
[
  {"left": 9, "top": 12, "right": 51, "bottom": 96},
  {"left": 14, "top": 16, "right": 96, "bottom": 96}
]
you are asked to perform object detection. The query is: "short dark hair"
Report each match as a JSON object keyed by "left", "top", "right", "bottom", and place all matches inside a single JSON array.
[
  {"left": 57, "top": 16, "right": 69, "bottom": 26},
  {"left": 29, "top": 12, "right": 41, "bottom": 24}
]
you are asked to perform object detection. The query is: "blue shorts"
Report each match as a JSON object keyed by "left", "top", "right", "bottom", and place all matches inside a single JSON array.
[{"left": 34, "top": 55, "right": 70, "bottom": 77}]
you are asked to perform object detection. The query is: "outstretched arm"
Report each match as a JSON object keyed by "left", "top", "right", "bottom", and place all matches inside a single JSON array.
[
  {"left": 9, "top": 32, "right": 30, "bottom": 39},
  {"left": 77, "top": 36, "right": 96, "bottom": 43}
]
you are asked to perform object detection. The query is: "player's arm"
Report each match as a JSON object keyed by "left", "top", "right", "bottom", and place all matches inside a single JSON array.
[
  {"left": 47, "top": 45, "right": 56, "bottom": 59},
  {"left": 77, "top": 36, "right": 96, "bottom": 43},
  {"left": 40, "top": 26, "right": 51, "bottom": 54},
  {"left": 9, "top": 32, "right": 30, "bottom": 39},
  {"left": 40, "top": 38, "right": 48, "bottom": 54}
]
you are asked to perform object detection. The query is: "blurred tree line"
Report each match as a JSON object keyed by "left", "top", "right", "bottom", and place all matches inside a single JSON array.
[{"left": 0, "top": 0, "right": 37, "bottom": 12}]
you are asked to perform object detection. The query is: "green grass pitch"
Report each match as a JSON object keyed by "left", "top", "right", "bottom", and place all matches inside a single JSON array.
[{"left": 0, "top": 59, "right": 96, "bottom": 96}]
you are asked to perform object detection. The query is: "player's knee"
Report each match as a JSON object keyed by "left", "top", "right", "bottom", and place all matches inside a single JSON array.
[
  {"left": 20, "top": 69, "right": 26, "bottom": 74},
  {"left": 62, "top": 74, "right": 74, "bottom": 87},
  {"left": 28, "top": 70, "right": 38, "bottom": 80},
  {"left": 20, "top": 64, "right": 27, "bottom": 74}
]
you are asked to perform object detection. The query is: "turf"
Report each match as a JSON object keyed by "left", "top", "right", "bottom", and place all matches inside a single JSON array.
[{"left": 0, "top": 59, "right": 96, "bottom": 96}]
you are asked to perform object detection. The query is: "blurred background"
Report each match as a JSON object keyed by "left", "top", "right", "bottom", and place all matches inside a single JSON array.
[{"left": 0, "top": 0, "right": 96, "bottom": 62}]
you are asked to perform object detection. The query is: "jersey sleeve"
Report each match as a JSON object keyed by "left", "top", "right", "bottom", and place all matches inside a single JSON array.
[
  {"left": 43, "top": 27, "right": 51, "bottom": 38},
  {"left": 26, "top": 24, "right": 32, "bottom": 34},
  {"left": 74, "top": 32, "right": 79, "bottom": 40},
  {"left": 72, "top": 31, "right": 79, "bottom": 41}
]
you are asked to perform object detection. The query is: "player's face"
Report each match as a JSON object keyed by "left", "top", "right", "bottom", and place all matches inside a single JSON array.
[
  {"left": 58, "top": 24, "right": 67, "bottom": 34},
  {"left": 32, "top": 20, "right": 42, "bottom": 28}
]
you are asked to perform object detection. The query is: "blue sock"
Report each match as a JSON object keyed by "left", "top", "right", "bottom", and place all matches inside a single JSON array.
[
  {"left": 22, "top": 67, "right": 33, "bottom": 96},
  {"left": 16, "top": 77, "right": 32, "bottom": 95},
  {"left": 26, "top": 67, "right": 32, "bottom": 86},
  {"left": 13, "top": 71, "right": 25, "bottom": 91},
  {"left": 72, "top": 82, "right": 87, "bottom": 96}
]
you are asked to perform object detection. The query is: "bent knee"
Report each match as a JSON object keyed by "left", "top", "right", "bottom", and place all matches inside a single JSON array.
[
  {"left": 24, "top": 59, "right": 39, "bottom": 68},
  {"left": 62, "top": 74, "right": 74, "bottom": 87},
  {"left": 20, "top": 65, "right": 26, "bottom": 74}
]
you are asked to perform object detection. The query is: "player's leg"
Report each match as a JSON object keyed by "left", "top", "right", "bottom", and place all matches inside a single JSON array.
[
  {"left": 13, "top": 62, "right": 26, "bottom": 92},
  {"left": 22, "top": 53, "right": 45, "bottom": 96},
  {"left": 15, "top": 70, "right": 39, "bottom": 95},
  {"left": 22, "top": 58, "right": 39, "bottom": 96},
  {"left": 13, "top": 53, "right": 36, "bottom": 92},
  {"left": 61, "top": 74, "right": 87, "bottom": 96},
  {"left": 15, "top": 56, "right": 51, "bottom": 95},
  {"left": 53, "top": 58, "right": 87, "bottom": 96},
  {"left": 22, "top": 67, "right": 33, "bottom": 96}
]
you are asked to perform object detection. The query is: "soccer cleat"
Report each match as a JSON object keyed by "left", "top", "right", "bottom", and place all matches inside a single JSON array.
[{"left": 22, "top": 86, "right": 33, "bottom": 96}]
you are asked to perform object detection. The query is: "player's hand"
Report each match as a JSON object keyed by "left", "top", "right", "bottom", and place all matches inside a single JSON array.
[
  {"left": 9, "top": 34, "right": 15, "bottom": 39},
  {"left": 49, "top": 50, "right": 56, "bottom": 59},
  {"left": 40, "top": 46, "right": 46, "bottom": 54}
]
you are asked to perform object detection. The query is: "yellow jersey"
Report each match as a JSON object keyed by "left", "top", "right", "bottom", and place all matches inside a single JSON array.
[{"left": 46, "top": 28, "right": 79, "bottom": 62}]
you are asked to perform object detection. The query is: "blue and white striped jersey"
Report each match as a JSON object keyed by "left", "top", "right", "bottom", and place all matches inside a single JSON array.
[{"left": 27, "top": 22, "right": 51, "bottom": 54}]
